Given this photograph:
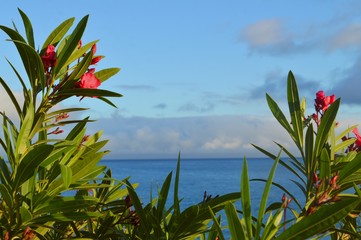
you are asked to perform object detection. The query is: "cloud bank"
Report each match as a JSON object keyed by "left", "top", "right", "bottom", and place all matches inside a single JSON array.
[{"left": 86, "top": 113, "right": 295, "bottom": 159}]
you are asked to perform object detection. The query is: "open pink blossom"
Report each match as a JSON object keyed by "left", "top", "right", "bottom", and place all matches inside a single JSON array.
[
  {"left": 314, "top": 90, "right": 335, "bottom": 112},
  {"left": 78, "top": 68, "right": 101, "bottom": 89}
]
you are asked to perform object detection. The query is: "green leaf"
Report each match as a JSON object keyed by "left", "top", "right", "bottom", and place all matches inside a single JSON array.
[
  {"left": 97, "top": 96, "right": 119, "bottom": 108},
  {"left": 41, "top": 18, "right": 75, "bottom": 54},
  {"left": 278, "top": 196, "right": 361, "bottom": 240},
  {"left": 252, "top": 143, "right": 305, "bottom": 186},
  {"left": 335, "top": 124, "right": 358, "bottom": 142},
  {"left": 339, "top": 152, "right": 361, "bottom": 182},
  {"left": 305, "top": 124, "right": 314, "bottom": 174},
  {"left": 5, "top": 58, "right": 30, "bottom": 101},
  {"left": 313, "top": 98, "right": 340, "bottom": 161},
  {"left": 18, "top": 8, "right": 35, "bottom": 48},
  {"left": 53, "top": 15, "right": 88, "bottom": 78},
  {"left": 125, "top": 179, "right": 151, "bottom": 237},
  {"left": 224, "top": 202, "right": 246, "bottom": 240},
  {"left": 13, "top": 145, "right": 54, "bottom": 191},
  {"left": 29, "top": 112, "right": 45, "bottom": 139},
  {"left": 46, "top": 107, "right": 88, "bottom": 119},
  {"left": 95, "top": 68, "right": 121, "bottom": 82},
  {"left": 29, "top": 212, "right": 100, "bottom": 224},
  {"left": 0, "top": 26, "right": 44, "bottom": 90},
  {"left": 266, "top": 94, "right": 294, "bottom": 141},
  {"left": 20, "top": 206, "right": 33, "bottom": 222},
  {"left": 0, "top": 157, "right": 11, "bottom": 186},
  {"left": 0, "top": 184, "right": 13, "bottom": 208},
  {"left": 67, "top": 50, "right": 93, "bottom": 81},
  {"left": 255, "top": 150, "right": 281, "bottom": 237},
  {"left": 208, "top": 208, "right": 225, "bottom": 240},
  {"left": 66, "top": 117, "right": 89, "bottom": 140},
  {"left": 174, "top": 153, "right": 181, "bottom": 217},
  {"left": 33, "top": 196, "right": 98, "bottom": 215},
  {"left": 60, "top": 164, "right": 72, "bottom": 189},
  {"left": 157, "top": 172, "right": 172, "bottom": 222},
  {"left": 56, "top": 88, "right": 122, "bottom": 98},
  {"left": 287, "top": 71, "right": 303, "bottom": 149},
  {"left": 62, "top": 40, "right": 98, "bottom": 68},
  {"left": 241, "top": 157, "right": 252, "bottom": 238},
  {"left": 15, "top": 99, "right": 34, "bottom": 159},
  {"left": 334, "top": 138, "right": 355, "bottom": 153},
  {"left": 319, "top": 148, "right": 330, "bottom": 180}
]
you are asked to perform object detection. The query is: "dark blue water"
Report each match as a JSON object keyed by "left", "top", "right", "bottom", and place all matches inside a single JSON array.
[{"left": 101, "top": 157, "right": 304, "bottom": 213}]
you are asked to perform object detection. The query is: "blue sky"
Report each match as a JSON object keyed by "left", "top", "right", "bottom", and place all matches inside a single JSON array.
[{"left": 1, "top": 1, "right": 361, "bottom": 159}]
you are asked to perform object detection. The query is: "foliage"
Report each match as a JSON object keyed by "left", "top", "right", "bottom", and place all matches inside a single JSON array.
[
  {"left": 2, "top": 8, "right": 361, "bottom": 240},
  {"left": 213, "top": 71, "right": 361, "bottom": 239},
  {"left": 0, "top": 9, "right": 240, "bottom": 240}
]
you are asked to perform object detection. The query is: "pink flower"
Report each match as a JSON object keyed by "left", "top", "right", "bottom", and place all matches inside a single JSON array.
[
  {"left": 352, "top": 128, "right": 361, "bottom": 147},
  {"left": 41, "top": 44, "right": 57, "bottom": 71},
  {"left": 314, "top": 90, "right": 335, "bottom": 112},
  {"left": 90, "top": 44, "right": 102, "bottom": 65},
  {"left": 91, "top": 56, "right": 103, "bottom": 65},
  {"left": 78, "top": 68, "right": 101, "bottom": 89}
]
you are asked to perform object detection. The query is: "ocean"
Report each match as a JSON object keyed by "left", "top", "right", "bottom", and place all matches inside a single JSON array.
[{"left": 101, "top": 157, "right": 303, "bottom": 228}]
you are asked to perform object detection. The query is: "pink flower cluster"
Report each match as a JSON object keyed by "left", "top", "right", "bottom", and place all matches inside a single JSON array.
[
  {"left": 41, "top": 45, "right": 56, "bottom": 73},
  {"left": 75, "top": 42, "right": 102, "bottom": 92},
  {"left": 40, "top": 42, "right": 102, "bottom": 92},
  {"left": 314, "top": 90, "right": 336, "bottom": 113},
  {"left": 343, "top": 128, "right": 361, "bottom": 152},
  {"left": 312, "top": 90, "right": 336, "bottom": 126}
]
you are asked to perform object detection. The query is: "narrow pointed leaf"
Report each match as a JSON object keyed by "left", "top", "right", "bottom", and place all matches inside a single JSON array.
[
  {"left": 53, "top": 15, "right": 88, "bottom": 77},
  {"left": 224, "top": 202, "right": 246, "bottom": 240},
  {"left": 18, "top": 8, "right": 35, "bottom": 48},
  {"left": 95, "top": 68, "right": 121, "bottom": 82},
  {"left": 56, "top": 88, "right": 122, "bottom": 98},
  {"left": 255, "top": 151, "right": 281, "bottom": 237},
  {"left": 266, "top": 94, "right": 294, "bottom": 141},
  {"left": 60, "top": 164, "right": 72, "bottom": 189},
  {"left": 41, "top": 18, "right": 74, "bottom": 53},
  {"left": 313, "top": 99, "right": 340, "bottom": 160},
  {"left": 125, "top": 179, "right": 151, "bottom": 237},
  {"left": 174, "top": 153, "right": 181, "bottom": 217},
  {"left": 287, "top": 71, "right": 303, "bottom": 149},
  {"left": 15, "top": 100, "right": 34, "bottom": 159},
  {"left": 241, "top": 157, "right": 252, "bottom": 237},
  {"left": 13, "top": 144, "right": 54, "bottom": 191}
]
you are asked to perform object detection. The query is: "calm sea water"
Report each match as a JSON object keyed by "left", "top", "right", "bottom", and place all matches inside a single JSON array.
[{"left": 101, "top": 157, "right": 303, "bottom": 211}]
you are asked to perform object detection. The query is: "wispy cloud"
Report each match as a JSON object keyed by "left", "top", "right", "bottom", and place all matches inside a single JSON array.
[
  {"left": 240, "top": 19, "right": 308, "bottom": 55},
  {"left": 178, "top": 102, "right": 215, "bottom": 113},
  {"left": 240, "top": 14, "right": 361, "bottom": 56},
  {"left": 153, "top": 103, "right": 167, "bottom": 109}
]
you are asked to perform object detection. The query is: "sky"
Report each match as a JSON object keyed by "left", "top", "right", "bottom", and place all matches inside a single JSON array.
[{"left": 1, "top": 1, "right": 361, "bottom": 159}]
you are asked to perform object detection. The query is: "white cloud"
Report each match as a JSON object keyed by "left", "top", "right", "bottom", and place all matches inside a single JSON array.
[
  {"left": 87, "top": 114, "right": 296, "bottom": 159},
  {"left": 242, "top": 19, "right": 286, "bottom": 48},
  {"left": 203, "top": 137, "right": 243, "bottom": 150}
]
